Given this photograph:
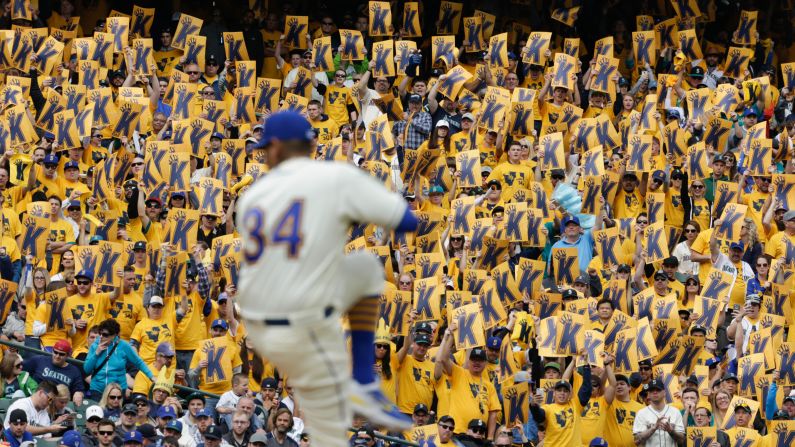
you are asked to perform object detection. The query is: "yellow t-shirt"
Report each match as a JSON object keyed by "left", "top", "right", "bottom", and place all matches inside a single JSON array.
[
  {"left": 487, "top": 162, "right": 532, "bottom": 198},
  {"left": 396, "top": 355, "right": 436, "bottom": 413},
  {"left": 765, "top": 229, "right": 795, "bottom": 263},
  {"left": 612, "top": 188, "right": 644, "bottom": 219},
  {"left": 447, "top": 364, "right": 500, "bottom": 434},
  {"left": 130, "top": 316, "right": 175, "bottom": 365},
  {"left": 604, "top": 398, "right": 644, "bottom": 447},
  {"left": 580, "top": 396, "right": 609, "bottom": 445},
  {"left": 0, "top": 208, "right": 22, "bottom": 238},
  {"left": 690, "top": 197, "right": 711, "bottom": 233},
  {"left": 377, "top": 351, "right": 399, "bottom": 403},
  {"left": 174, "top": 292, "right": 209, "bottom": 351},
  {"left": 47, "top": 218, "right": 75, "bottom": 274},
  {"left": 106, "top": 292, "right": 144, "bottom": 341},
  {"left": 664, "top": 189, "right": 685, "bottom": 228},
  {"left": 541, "top": 399, "right": 584, "bottom": 447},
  {"left": 63, "top": 292, "right": 111, "bottom": 351},
  {"left": 38, "top": 293, "right": 69, "bottom": 347},
  {"left": 188, "top": 334, "right": 242, "bottom": 395},
  {"left": 310, "top": 116, "right": 340, "bottom": 145},
  {"left": 133, "top": 362, "right": 175, "bottom": 394},
  {"left": 324, "top": 85, "right": 355, "bottom": 125},
  {"left": 741, "top": 190, "right": 769, "bottom": 242}
]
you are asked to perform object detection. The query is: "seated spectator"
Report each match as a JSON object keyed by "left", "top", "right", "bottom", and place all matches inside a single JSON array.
[
  {"left": 130, "top": 394, "right": 156, "bottom": 427},
  {"left": 23, "top": 339, "right": 84, "bottom": 406},
  {"left": 60, "top": 430, "right": 84, "bottom": 447},
  {"left": 221, "top": 410, "right": 251, "bottom": 447},
  {"left": 81, "top": 406, "right": 103, "bottom": 447},
  {"left": 201, "top": 426, "right": 223, "bottom": 447},
  {"left": 48, "top": 384, "right": 76, "bottom": 436},
  {"left": 1, "top": 409, "right": 34, "bottom": 447},
  {"left": 3, "top": 381, "right": 63, "bottom": 436},
  {"left": 84, "top": 320, "right": 152, "bottom": 398},
  {"left": 0, "top": 353, "right": 37, "bottom": 398},
  {"left": 98, "top": 384, "right": 123, "bottom": 423},
  {"left": 266, "top": 409, "right": 298, "bottom": 447},
  {"left": 216, "top": 373, "right": 249, "bottom": 429},
  {"left": 162, "top": 420, "right": 194, "bottom": 447}
]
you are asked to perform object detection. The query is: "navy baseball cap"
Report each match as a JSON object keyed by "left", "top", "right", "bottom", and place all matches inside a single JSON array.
[
  {"left": 123, "top": 431, "right": 143, "bottom": 444},
  {"left": 590, "top": 438, "right": 608, "bottom": 447},
  {"left": 647, "top": 379, "right": 665, "bottom": 391},
  {"left": 196, "top": 408, "right": 213, "bottom": 418},
  {"left": 261, "top": 377, "right": 278, "bottom": 390},
  {"left": 64, "top": 160, "right": 80, "bottom": 170},
  {"left": 157, "top": 406, "right": 176, "bottom": 419},
  {"left": 75, "top": 269, "right": 94, "bottom": 281},
  {"left": 211, "top": 132, "right": 224, "bottom": 140},
  {"left": 204, "top": 426, "right": 222, "bottom": 440},
  {"left": 165, "top": 420, "right": 183, "bottom": 432},
  {"left": 211, "top": 319, "right": 228, "bottom": 330},
  {"left": 255, "top": 111, "right": 314, "bottom": 149},
  {"left": 44, "top": 154, "right": 59, "bottom": 165},
  {"left": 486, "top": 336, "right": 501, "bottom": 350}
]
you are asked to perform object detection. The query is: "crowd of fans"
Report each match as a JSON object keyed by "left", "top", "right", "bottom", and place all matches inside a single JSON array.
[{"left": 0, "top": 0, "right": 794, "bottom": 446}]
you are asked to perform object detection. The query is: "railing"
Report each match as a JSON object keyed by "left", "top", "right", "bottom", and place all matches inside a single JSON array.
[{"left": 1, "top": 339, "right": 420, "bottom": 446}]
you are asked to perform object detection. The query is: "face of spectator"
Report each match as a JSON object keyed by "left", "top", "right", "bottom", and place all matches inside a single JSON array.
[
  {"left": 784, "top": 400, "right": 795, "bottom": 416},
  {"left": 552, "top": 87, "right": 567, "bottom": 102},
  {"left": 237, "top": 398, "right": 254, "bottom": 415},
  {"left": 136, "top": 400, "right": 150, "bottom": 416},
  {"left": 355, "top": 16, "right": 368, "bottom": 32},
  {"left": 188, "top": 399, "right": 205, "bottom": 417},
  {"left": 185, "top": 64, "right": 201, "bottom": 83},
  {"left": 694, "top": 409, "right": 710, "bottom": 427},
  {"left": 307, "top": 104, "right": 321, "bottom": 120},
  {"left": 148, "top": 302, "right": 164, "bottom": 318},
  {"left": 374, "top": 77, "right": 390, "bottom": 93},
  {"left": 121, "top": 411, "right": 136, "bottom": 426},
  {"left": 735, "top": 409, "right": 751, "bottom": 427},
  {"left": 413, "top": 341, "right": 429, "bottom": 360},
  {"left": 161, "top": 31, "right": 172, "bottom": 47},
  {"left": 9, "top": 419, "right": 27, "bottom": 438},
  {"left": 712, "top": 160, "right": 725, "bottom": 176},
  {"left": 232, "top": 414, "right": 250, "bottom": 435},
  {"left": 622, "top": 95, "right": 634, "bottom": 110},
  {"left": 275, "top": 412, "right": 292, "bottom": 433},
  {"left": 467, "top": 427, "right": 485, "bottom": 440},
  {"left": 107, "top": 388, "right": 123, "bottom": 407},
  {"left": 197, "top": 416, "right": 212, "bottom": 431},
  {"left": 597, "top": 302, "right": 613, "bottom": 320},
  {"left": 412, "top": 81, "right": 426, "bottom": 95},
  {"left": 233, "top": 378, "right": 249, "bottom": 396},
  {"left": 639, "top": 363, "right": 652, "bottom": 380}
]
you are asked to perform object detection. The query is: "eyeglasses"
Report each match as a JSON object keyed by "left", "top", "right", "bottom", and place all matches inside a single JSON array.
[
  {"left": 471, "top": 428, "right": 486, "bottom": 435},
  {"left": 375, "top": 344, "right": 388, "bottom": 349},
  {"left": 686, "top": 281, "right": 698, "bottom": 286},
  {"left": 92, "top": 134, "right": 102, "bottom": 138},
  {"left": 399, "top": 280, "right": 412, "bottom": 285},
  {"left": 44, "top": 164, "right": 58, "bottom": 169},
  {"left": 132, "top": 162, "right": 144, "bottom": 167},
  {"left": 692, "top": 184, "right": 705, "bottom": 189},
  {"left": 76, "top": 280, "right": 90, "bottom": 285},
  {"left": 99, "top": 431, "right": 115, "bottom": 436},
  {"left": 136, "top": 402, "right": 148, "bottom": 407},
  {"left": 34, "top": 276, "right": 45, "bottom": 280},
  {"left": 684, "top": 228, "right": 698, "bottom": 233},
  {"left": 636, "top": 220, "right": 648, "bottom": 225},
  {"left": 438, "top": 424, "right": 454, "bottom": 431},
  {"left": 146, "top": 203, "right": 162, "bottom": 208},
  {"left": 109, "top": 394, "right": 122, "bottom": 400},
  {"left": 186, "top": 71, "right": 200, "bottom": 75},
  {"left": 53, "top": 351, "right": 67, "bottom": 357}
]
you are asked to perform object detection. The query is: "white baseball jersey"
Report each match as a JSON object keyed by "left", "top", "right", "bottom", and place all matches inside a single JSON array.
[{"left": 237, "top": 158, "right": 407, "bottom": 319}]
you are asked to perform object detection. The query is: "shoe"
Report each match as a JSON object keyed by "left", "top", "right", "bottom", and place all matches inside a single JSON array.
[{"left": 349, "top": 381, "right": 412, "bottom": 431}]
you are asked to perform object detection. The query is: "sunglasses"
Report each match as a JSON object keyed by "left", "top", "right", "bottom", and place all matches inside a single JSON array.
[
  {"left": 136, "top": 402, "right": 148, "bottom": 407},
  {"left": 76, "top": 280, "right": 90, "bottom": 285},
  {"left": 684, "top": 228, "right": 698, "bottom": 233},
  {"left": 375, "top": 344, "right": 388, "bottom": 349},
  {"left": 53, "top": 351, "right": 67, "bottom": 357},
  {"left": 146, "top": 203, "right": 162, "bottom": 208},
  {"left": 438, "top": 424, "right": 454, "bottom": 431},
  {"left": 692, "top": 184, "right": 705, "bottom": 189},
  {"left": 686, "top": 281, "right": 698, "bottom": 286},
  {"left": 471, "top": 428, "right": 486, "bottom": 434},
  {"left": 757, "top": 263, "right": 769, "bottom": 267},
  {"left": 99, "top": 431, "right": 114, "bottom": 436},
  {"left": 636, "top": 220, "right": 648, "bottom": 225},
  {"left": 335, "top": 73, "right": 346, "bottom": 78},
  {"left": 14, "top": 363, "right": 22, "bottom": 368},
  {"left": 44, "top": 164, "right": 58, "bottom": 169},
  {"left": 132, "top": 162, "right": 144, "bottom": 167},
  {"left": 186, "top": 71, "right": 200, "bottom": 75},
  {"left": 109, "top": 395, "right": 122, "bottom": 400}
]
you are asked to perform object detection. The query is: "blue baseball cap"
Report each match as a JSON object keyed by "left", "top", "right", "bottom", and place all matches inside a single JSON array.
[
  {"left": 211, "top": 132, "right": 225, "bottom": 140},
  {"left": 75, "top": 269, "right": 94, "bottom": 281},
  {"left": 196, "top": 408, "right": 213, "bottom": 418},
  {"left": 589, "top": 438, "right": 608, "bottom": 447},
  {"left": 123, "top": 431, "right": 143, "bottom": 444},
  {"left": 61, "top": 430, "right": 83, "bottom": 447},
  {"left": 211, "top": 319, "right": 228, "bottom": 330},
  {"left": 730, "top": 241, "right": 744, "bottom": 251},
  {"left": 43, "top": 154, "right": 60, "bottom": 165},
  {"left": 486, "top": 336, "right": 502, "bottom": 350},
  {"left": 561, "top": 215, "right": 580, "bottom": 227},
  {"left": 64, "top": 160, "right": 80, "bottom": 170},
  {"left": 255, "top": 111, "right": 314, "bottom": 149},
  {"left": 43, "top": 131, "right": 56, "bottom": 140},
  {"left": 157, "top": 406, "right": 177, "bottom": 419},
  {"left": 165, "top": 420, "right": 183, "bottom": 432}
]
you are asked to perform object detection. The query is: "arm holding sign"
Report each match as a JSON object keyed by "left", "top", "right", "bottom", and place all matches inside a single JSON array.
[
  {"left": 603, "top": 353, "right": 616, "bottom": 405},
  {"left": 709, "top": 220, "right": 721, "bottom": 264},
  {"left": 435, "top": 319, "right": 456, "bottom": 378},
  {"left": 765, "top": 371, "right": 780, "bottom": 420},
  {"left": 397, "top": 309, "right": 416, "bottom": 366}
]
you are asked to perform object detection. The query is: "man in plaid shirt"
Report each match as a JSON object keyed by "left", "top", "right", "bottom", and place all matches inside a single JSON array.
[{"left": 393, "top": 94, "right": 433, "bottom": 150}]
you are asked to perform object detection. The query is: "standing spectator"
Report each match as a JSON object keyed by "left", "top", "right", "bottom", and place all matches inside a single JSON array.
[
  {"left": 240, "top": 10, "right": 263, "bottom": 74},
  {"left": 393, "top": 94, "right": 433, "bottom": 151},
  {"left": 529, "top": 359, "right": 593, "bottom": 446},
  {"left": 133, "top": 342, "right": 183, "bottom": 395},
  {"left": 130, "top": 296, "right": 176, "bottom": 366},
  {"left": 632, "top": 379, "right": 685, "bottom": 446},
  {"left": 1, "top": 409, "right": 34, "bottom": 447},
  {"left": 3, "top": 381, "right": 63, "bottom": 436},
  {"left": 0, "top": 353, "right": 37, "bottom": 398},
  {"left": 84, "top": 319, "right": 153, "bottom": 397},
  {"left": 396, "top": 328, "right": 436, "bottom": 416},
  {"left": 23, "top": 339, "right": 84, "bottom": 406},
  {"left": 200, "top": 9, "right": 227, "bottom": 63},
  {"left": 116, "top": 404, "right": 139, "bottom": 441}
]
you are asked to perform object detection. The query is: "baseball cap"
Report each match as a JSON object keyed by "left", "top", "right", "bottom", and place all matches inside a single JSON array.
[
  {"left": 122, "top": 403, "right": 138, "bottom": 415},
  {"left": 734, "top": 402, "right": 752, "bottom": 413},
  {"left": 137, "top": 424, "right": 157, "bottom": 441},
  {"left": 414, "top": 333, "right": 432, "bottom": 346},
  {"left": 617, "top": 264, "right": 632, "bottom": 273},
  {"left": 507, "top": 51, "right": 517, "bottom": 60},
  {"left": 561, "top": 215, "right": 580, "bottom": 227},
  {"left": 722, "top": 373, "right": 739, "bottom": 383},
  {"left": 614, "top": 374, "right": 630, "bottom": 384},
  {"left": 428, "top": 185, "right": 444, "bottom": 195},
  {"left": 131, "top": 393, "right": 148, "bottom": 404},
  {"left": 689, "top": 66, "right": 705, "bottom": 78},
  {"left": 54, "top": 339, "right": 72, "bottom": 354},
  {"left": 562, "top": 288, "right": 578, "bottom": 300},
  {"left": 157, "top": 406, "right": 177, "bottom": 419},
  {"left": 550, "top": 168, "right": 566, "bottom": 179},
  {"left": 744, "top": 107, "right": 758, "bottom": 117},
  {"left": 149, "top": 296, "right": 164, "bottom": 306},
  {"left": 435, "top": 120, "right": 450, "bottom": 128},
  {"left": 261, "top": 377, "right": 278, "bottom": 390},
  {"left": 408, "top": 94, "right": 422, "bottom": 103},
  {"left": 651, "top": 170, "right": 666, "bottom": 182},
  {"left": 211, "top": 319, "right": 229, "bottom": 330},
  {"left": 123, "top": 431, "right": 143, "bottom": 444},
  {"left": 61, "top": 430, "right": 83, "bottom": 447},
  {"left": 211, "top": 132, "right": 224, "bottom": 140},
  {"left": 415, "top": 321, "right": 434, "bottom": 334},
  {"left": 690, "top": 325, "right": 707, "bottom": 336},
  {"left": 487, "top": 179, "right": 501, "bottom": 189},
  {"left": 647, "top": 379, "right": 665, "bottom": 391},
  {"left": 462, "top": 112, "right": 475, "bottom": 121},
  {"left": 486, "top": 336, "right": 502, "bottom": 350},
  {"left": 746, "top": 294, "right": 762, "bottom": 305},
  {"left": 730, "top": 241, "right": 745, "bottom": 251},
  {"left": 75, "top": 269, "right": 94, "bottom": 282},
  {"left": 195, "top": 408, "right": 213, "bottom": 418},
  {"left": 784, "top": 210, "right": 795, "bottom": 221},
  {"left": 165, "top": 420, "right": 183, "bottom": 432},
  {"left": 86, "top": 405, "right": 103, "bottom": 421},
  {"left": 171, "top": 191, "right": 186, "bottom": 198},
  {"left": 469, "top": 347, "right": 487, "bottom": 360},
  {"left": 544, "top": 362, "right": 561, "bottom": 372},
  {"left": 43, "top": 154, "right": 59, "bottom": 166},
  {"left": 204, "top": 426, "right": 222, "bottom": 440},
  {"left": 468, "top": 419, "right": 486, "bottom": 430},
  {"left": 553, "top": 380, "right": 572, "bottom": 390},
  {"left": 255, "top": 111, "right": 315, "bottom": 149},
  {"left": 8, "top": 409, "right": 27, "bottom": 424},
  {"left": 705, "top": 357, "right": 722, "bottom": 368},
  {"left": 132, "top": 241, "right": 147, "bottom": 252},
  {"left": 413, "top": 403, "right": 429, "bottom": 415},
  {"left": 784, "top": 395, "right": 795, "bottom": 405},
  {"left": 574, "top": 274, "right": 589, "bottom": 285},
  {"left": 64, "top": 160, "right": 80, "bottom": 170},
  {"left": 250, "top": 433, "right": 269, "bottom": 445},
  {"left": 481, "top": 166, "right": 493, "bottom": 175},
  {"left": 589, "top": 438, "right": 608, "bottom": 447},
  {"left": 654, "top": 270, "right": 669, "bottom": 280},
  {"left": 111, "top": 69, "right": 125, "bottom": 78},
  {"left": 671, "top": 168, "right": 685, "bottom": 180},
  {"left": 662, "top": 256, "right": 679, "bottom": 266}
]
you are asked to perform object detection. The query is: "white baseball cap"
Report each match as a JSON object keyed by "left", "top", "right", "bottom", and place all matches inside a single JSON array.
[
  {"left": 86, "top": 405, "right": 104, "bottom": 421},
  {"left": 436, "top": 120, "right": 450, "bottom": 128},
  {"left": 149, "top": 296, "right": 164, "bottom": 306}
]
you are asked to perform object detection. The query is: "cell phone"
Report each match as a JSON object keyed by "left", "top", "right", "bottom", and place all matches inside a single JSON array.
[{"left": 511, "top": 427, "right": 522, "bottom": 443}]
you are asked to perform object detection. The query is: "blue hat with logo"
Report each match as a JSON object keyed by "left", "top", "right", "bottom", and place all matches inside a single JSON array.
[
  {"left": 64, "top": 160, "right": 80, "bottom": 170},
  {"left": 255, "top": 111, "right": 314, "bottom": 149},
  {"left": 196, "top": 408, "right": 213, "bottom": 418},
  {"left": 75, "top": 269, "right": 94, "bottom": 281},
  {"left": 211, "top": 132, "right": 225, "bottom": 140},
  {"left": 589, "top": 438, "right": 609, "bottom": 447},
  {"left": 43, "top": 154, "right": 60, "bottom": 165},
  {"left": 157, "top": 406, "right": 177, "bottom": 419},
  {"left": 165, "top": 420, "right": 183, "bottom": 432},
  {"left": 730, "top": 241, "right": 745, "bottom": 251},
  {"left": 61, "top": 430, "right": 83, "bottom": 447},
  {"left": 123, "top": 431, "right": 143, "bottom": 444},
  {"left": 561, "top": 215, "right": 580, "bottom": 228},
  {"left": 211, "top": 319, "right": 228, "bottom": 330},
  {"left": 486, "top": 336, "right": 502, "bottom": 350}
]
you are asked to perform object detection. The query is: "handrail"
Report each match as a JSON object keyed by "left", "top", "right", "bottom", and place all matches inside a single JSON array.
[
  {"left": 0, "top": 339, "right": 220, "bottom": 399},
  {"left": 350, "top": 429, "right": 420, "bottom": 447}
]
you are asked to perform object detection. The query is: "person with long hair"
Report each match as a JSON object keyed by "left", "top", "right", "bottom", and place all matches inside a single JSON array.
[
  {"left": 49, "top": 249, "right": 75, "bottom": 283},
  {"left": 0, "top": 353, "right": 36, "bottom": 398},
  {"left": 240, "top": 337, "right": 270, "bottom": 395},
  {"left": 417, "top": 120, "right": 451, "bottom": 155},
  {"left": 747, "top": 254, "right": 773, "bottom": 296},
  {"left": 711, "top": 390, "right": 732, "bottom": 428},
  {"left": 84, "top": 319, "right": 152, "bottom": 397},
  {"left": 681, "top": 275, "right": 700, "bottom": 313},
  {"left": 374, "top": 337, "right": 396, "bottom": 404},
  {"left": 97, "top": 383, "right": 124, "bottom": 423},
  {"left": 672, "top": 220, "right": 701, "bottom": 277},
  {"left": 19, "top": 260, "right": 50, "bottom": 350},
  {"left": 48, "top": 384, "right": 75, "bottom": 436},
  {"left": 739, "top": 218, "right": 762, "bottom": 268}
]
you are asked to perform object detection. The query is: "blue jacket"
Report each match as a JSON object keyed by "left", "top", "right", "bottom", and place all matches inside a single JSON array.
[
  {"left": 2, "top": 427, "right": 34, "bottom": 447},
  {"left": 84, "top": 337, "right": 152, "bottom": 394}
]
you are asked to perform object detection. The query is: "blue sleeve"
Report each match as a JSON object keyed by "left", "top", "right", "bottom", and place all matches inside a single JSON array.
[
  {"left": 578, "top": 366, "right": 593, "bottom": 407},
  {"left": 395, "top": 208, "right": 418, "bottom": 232},
  {"left": 766, "top": 381, "right": 779, "bottom": 420},
  {"left": 202, "top": 294, "right": 213, "bottom": 316},
  {"left": 83, "top": 340, "right": 100, "bottom": 374},
  {"left": 10, "top": 260, "right": 21, "bottom": 284},
  {"left": 68, "top": 367, "right": 85, "bottom": 393},
  {"left": 126, "top": 343, "right": 153, "bottom": 379}
]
